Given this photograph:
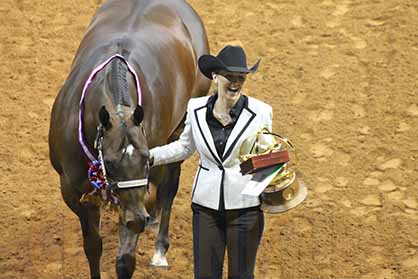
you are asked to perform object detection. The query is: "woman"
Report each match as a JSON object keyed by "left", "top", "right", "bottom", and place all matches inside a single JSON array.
[{"left": 150, "top": 45, "right": 273, "bottom": 278}]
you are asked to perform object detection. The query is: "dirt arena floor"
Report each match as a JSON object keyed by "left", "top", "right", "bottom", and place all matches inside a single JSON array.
[{"left": 1, "top": 0, "right": 417, "bottom": 278}]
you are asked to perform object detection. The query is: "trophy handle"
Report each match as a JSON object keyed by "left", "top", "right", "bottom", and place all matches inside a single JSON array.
[{"left": 249, "top": 128, "right": 295, "bottom": 154}]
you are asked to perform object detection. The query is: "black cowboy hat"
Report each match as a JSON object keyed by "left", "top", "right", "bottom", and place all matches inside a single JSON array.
[{"left": 198, "top": 45, "right": 260, "bottom": 80}]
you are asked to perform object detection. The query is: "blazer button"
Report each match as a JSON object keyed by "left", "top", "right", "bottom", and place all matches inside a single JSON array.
[{"left": 218, "top": 165, "right": 224, "bottom": 170}]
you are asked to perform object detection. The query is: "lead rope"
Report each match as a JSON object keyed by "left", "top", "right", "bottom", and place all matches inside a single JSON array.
[
  {"left": 141, "top": 123, "right": 151, "bottom": 194},
  {"left": 96, "top": 132, "right": 110, "bottom": 200}
]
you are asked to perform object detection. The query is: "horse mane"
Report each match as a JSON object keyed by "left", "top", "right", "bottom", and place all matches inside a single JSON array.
[{"left": 109, "top": 52, "right": 131, "bottom": 107}]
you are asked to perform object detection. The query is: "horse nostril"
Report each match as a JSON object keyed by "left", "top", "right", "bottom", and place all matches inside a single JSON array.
[
  {"left": 145, "top": 215, "right": 151, "bottom": 225},
  {"left": 126, "top": 220, "right": 145, "bottom": 233}
]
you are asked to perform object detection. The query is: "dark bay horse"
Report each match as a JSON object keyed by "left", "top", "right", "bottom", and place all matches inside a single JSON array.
[{"left": 48, "top": 1, "right": 210, "bottom": 278}]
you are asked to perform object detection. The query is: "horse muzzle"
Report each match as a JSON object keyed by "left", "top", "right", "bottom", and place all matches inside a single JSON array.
[{"left": 122, "top": 208, "right": 151, "bottom": 233}]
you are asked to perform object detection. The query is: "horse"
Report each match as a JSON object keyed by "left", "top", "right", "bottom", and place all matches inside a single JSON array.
[{"left": 48, "top": 0, "right": 210, "bottom": 278}]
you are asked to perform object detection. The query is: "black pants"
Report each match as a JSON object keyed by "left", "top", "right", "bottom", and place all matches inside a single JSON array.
[{"left": 192, "top": 203, "right": 264, "bottom": 279}]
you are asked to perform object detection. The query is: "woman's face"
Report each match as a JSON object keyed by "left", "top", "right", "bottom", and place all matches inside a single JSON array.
[{"left": 213, "top": 71, "right": 247, "bottom": 104}]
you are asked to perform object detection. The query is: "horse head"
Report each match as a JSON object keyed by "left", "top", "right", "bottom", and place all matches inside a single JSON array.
[{"left": 99, "top": 104, "right": 151, "bottom": 234}]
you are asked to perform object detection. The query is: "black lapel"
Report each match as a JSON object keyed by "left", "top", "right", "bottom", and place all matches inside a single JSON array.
[
  {"left": 194, "top": 105, "right": 222, "bottom": 165},
  {"left": 222, "top": 106, "right": 256, "bottom": 161}
]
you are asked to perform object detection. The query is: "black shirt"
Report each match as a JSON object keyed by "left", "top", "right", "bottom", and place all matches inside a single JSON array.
[
  {"left": 206, "top": 93, "right": 248, "bottom": 160},
  {"left": 206, "top": 93, "right": 248, "bottom": 211}
]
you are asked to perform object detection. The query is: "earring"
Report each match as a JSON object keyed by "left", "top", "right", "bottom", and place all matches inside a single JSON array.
[{"left": 212, "top": 73, "right": 217, "bottom": 83}]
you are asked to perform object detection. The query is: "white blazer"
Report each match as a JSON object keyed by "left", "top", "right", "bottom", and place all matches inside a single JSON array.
[{"left": 150, "top": 95, "right": 273, "bottom": 210}]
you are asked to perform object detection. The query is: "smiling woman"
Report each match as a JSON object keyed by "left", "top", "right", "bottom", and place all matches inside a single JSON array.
[{"left": 150, "top": 45, "right": 273, "bottom": 279}]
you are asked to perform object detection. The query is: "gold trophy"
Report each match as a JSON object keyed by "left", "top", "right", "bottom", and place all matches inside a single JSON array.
[{"left": 240, "top": 128, "right": 308, "bottom": 213}]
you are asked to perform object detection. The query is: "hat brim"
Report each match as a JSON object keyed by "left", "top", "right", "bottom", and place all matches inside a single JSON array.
[{"left": 198, "top": 55, "right": 260, "bottom": 80}]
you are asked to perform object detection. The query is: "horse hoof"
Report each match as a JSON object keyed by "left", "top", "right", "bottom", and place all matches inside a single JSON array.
[{"left": 150, "top": 253, "right": 168, "bottom": 268}]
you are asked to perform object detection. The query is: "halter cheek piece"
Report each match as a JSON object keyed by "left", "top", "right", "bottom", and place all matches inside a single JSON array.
[{"left": 94, "top": 123, "right": 150, "bottom": 191}]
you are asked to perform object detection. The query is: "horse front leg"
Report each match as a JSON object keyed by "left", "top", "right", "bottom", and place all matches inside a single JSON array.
[
  {"left": 61, "top": 179, "right": 102, "bottom": 279},
  {"left": 151, "top": 162, "right": 181, "bottom": 267},
  {"left": 80, "top": 203, "right": 103, "bottom": 279},
  {"left": 116, "top": 222, "right": 140, "bottom": 279}
]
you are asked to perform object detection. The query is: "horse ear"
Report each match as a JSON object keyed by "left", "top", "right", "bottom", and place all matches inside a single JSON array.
[
  {"left": 132, "top": 105, "right": 144, "bottom": 126},
  {"left": 99, "top": 106, "right": 111, "bottom": 128}
]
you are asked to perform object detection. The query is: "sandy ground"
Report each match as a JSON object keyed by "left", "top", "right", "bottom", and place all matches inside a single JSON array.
[{"left": 1, "top": 0, "right": 418, "bottom": 278}]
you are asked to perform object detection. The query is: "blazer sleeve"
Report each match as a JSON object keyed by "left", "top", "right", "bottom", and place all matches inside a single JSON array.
[{"left": 149, "top": 102, "right": 196, "bottom": 166}]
